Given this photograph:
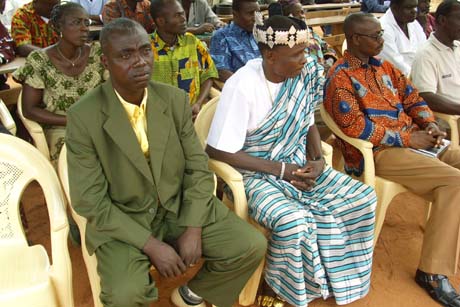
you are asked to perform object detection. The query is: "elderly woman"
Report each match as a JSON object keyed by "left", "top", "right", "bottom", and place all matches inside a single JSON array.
[{"left": 13, "top": 2, "right": 105, "bottom": 163}]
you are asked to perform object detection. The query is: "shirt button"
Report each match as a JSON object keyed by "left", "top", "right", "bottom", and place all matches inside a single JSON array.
[{"left": 149, "top": 208, "right": 156, "bottom": 214}]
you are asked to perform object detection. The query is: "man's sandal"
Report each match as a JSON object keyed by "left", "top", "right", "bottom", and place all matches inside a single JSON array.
[{"left": 415, "top": 269, "right": 460, "bottom": 307}]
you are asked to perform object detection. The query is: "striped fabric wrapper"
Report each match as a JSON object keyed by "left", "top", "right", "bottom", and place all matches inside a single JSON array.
[{"left": 240, "top": 62, "right": 377, "bottom": 307}]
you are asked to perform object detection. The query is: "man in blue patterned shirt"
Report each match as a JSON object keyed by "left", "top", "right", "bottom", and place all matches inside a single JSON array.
[{"left": 210, "top": 0, "right": 260, "bottom": 82}]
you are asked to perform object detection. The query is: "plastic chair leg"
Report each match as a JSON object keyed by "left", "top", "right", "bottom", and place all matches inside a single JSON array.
[
  {"left": 238, "top": 258, "right": 265, "bottom": 306},
  {"left": 374, "top": 180, "right": 407, "bottom": 245}
]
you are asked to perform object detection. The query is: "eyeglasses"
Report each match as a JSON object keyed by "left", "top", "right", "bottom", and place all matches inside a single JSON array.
[
  {"left": 68, "top": 18, "right": 91, "bottom": 27},
  {"left": 354, "top": 30, "right": 385, "bottom": 41}
]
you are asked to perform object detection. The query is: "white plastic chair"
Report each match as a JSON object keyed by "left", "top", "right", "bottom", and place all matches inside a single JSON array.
[
  {"left": 17, "top": 91, "right": 50, "bottom": 160},
  {"left": 0, "top": 99, "right": 16, "bottom": 135},
  {"left": 434, "top": 112, "right": 460, "bottom": 148},
  {"left": 58, "top": 145, "right": 103, "bottom": 307},
  {"left": 0, "top": 134, "right": 73, "bottom": 307},
  {"left": 319, "top": 105, "right": 460, "bottom": 242},
  {"left": 194, "top": 97, "right": 333, "bottom": 306}
]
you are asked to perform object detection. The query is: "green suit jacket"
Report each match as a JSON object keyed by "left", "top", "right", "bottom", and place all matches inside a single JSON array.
[{"left": 66, "top": 80, "right": 228, "bottom": 254}]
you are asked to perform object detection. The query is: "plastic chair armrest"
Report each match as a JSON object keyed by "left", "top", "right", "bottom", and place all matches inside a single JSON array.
[
  {"left": 0, "top": 99, "right": 16, "bottom": 135},
  {"left": 320, "top": 104, "right": 377, "bottom": 187},
  {"left": 208, "top": 87, "right": 221, "bottom": 99},
  {"left": 208, "top": 158, "right": 249, "bottom": 221},
  {"left": 321, "top": 141, "right": 333, "bottom": 166},
  {"left": 433, "top": 112, "right": 460, "bottom": 150}
]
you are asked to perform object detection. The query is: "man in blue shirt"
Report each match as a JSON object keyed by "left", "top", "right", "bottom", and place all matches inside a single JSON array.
[
  {"left": 210, "top": 0, "right": 260, "bottom": 82},
  {"left": 361, "top": 0, "right": 390, "bottom": 13}
]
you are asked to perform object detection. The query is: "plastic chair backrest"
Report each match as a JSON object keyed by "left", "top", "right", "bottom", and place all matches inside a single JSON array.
[
  {"left": 0, "top": 133, "right": 73, "bottom": 306},
  {"left": 17, "top": 91, "right": 50, "bottom": 160},
  {"left": 194, "top": 96, "right": 219, "bottom": 148},
  {"left": 0, "top": 99, "right": 16, "bottom": 135},
  {"left": 319, "top": 104, "right": 377, "bottom": 186},
  {"left": 58, "top": 145, "right": 103, "bottom": 307}
]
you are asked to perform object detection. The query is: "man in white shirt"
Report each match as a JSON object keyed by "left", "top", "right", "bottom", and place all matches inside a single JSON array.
[
  {"left": 0, "top": 0, "right": 28, "bottom": 31},
  {"left": 206, "top": 15, "right": 376, "bottom": 307},
  {"left": 379, "top": 0, "right": 426, "bottom": 76},
  {"left": 411, "top": 0, "right": 460, "bottom": 115},
  {"left": 182, "top": 0, "right": 225, "bottom": 35},
  {"left": 70, "top": 0, "right": 106, "bottom": 24}
]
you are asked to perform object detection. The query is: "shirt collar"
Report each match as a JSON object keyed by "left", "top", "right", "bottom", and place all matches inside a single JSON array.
[
  {"left": 26, "top": 2, "right": 48, "bottom": 20},
  {"left": 429, "top": 32, "right": 460, "bottom": 51},
  {"left": 344, "top": 50, "right": 383, "bottom": 69},
  {"left": 24, "top": 2, "right": 35, "bottom": 14},
  {"left": 114, "top": 88, "right": 148, "bottom": 115},
  {"left": 152, "top": 31, "right": 185, "bottom": 51},
  {"left": 229, "top": 22, "right": 251, "bottom": 36}
]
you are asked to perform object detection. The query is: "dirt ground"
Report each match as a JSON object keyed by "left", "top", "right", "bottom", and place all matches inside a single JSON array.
[{"left": 23, "top": 182, "right": 455, "bottom": 307}]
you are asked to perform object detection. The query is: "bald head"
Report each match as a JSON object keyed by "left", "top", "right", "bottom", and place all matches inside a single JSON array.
[
  {"left": 100, "top": 18, "right": 148, "bottom": 55},
  {"left": 343, "top": 12, "right": 384, "bottom": 59},
  {"left": 344, "top": 12, "right": 378, "bottom": 40}
]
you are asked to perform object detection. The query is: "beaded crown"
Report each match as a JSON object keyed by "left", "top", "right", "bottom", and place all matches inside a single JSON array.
[{"left": 252, "top": 12, "right": 310, "bottom": 48}]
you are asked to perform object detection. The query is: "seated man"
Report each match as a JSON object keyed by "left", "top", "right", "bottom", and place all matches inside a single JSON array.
[
  {"left": 378, "top": 0, "right": 426, "bottom": 76},
  {"left": 210, "top": 0, "right": 260, "bottom": 82},
  {"left": 271, "top": 0, "right": 338, "bottom": 72},
  {"left": 66, "top": 18, "right": 266, "bottom": 307},
  {"left": 416, "top": 0, "right": 435, "bottom": 38},
  {"left": 257, "top": 0, "right": 276, "bottom": 10},
  {"left": 0, "top": 0, "right": 28, "bottom": 32},
  {"left": 361, "top": 0, "right": 389, "bottom": 13},
  {"left": 207, "top": 15, "right": 376, "bottom": 307},
  {"left": 324, "top": 12, "right": 460, "bottom": 307},
  {"left": 70, "top": 0, "right": 106, "bottom": 25},
  {"left": 102, "top": 0, "right": 155, "bottom": 33},
  {"left": 182, "top": 0, "right": 225, "bottom": 35},
  {"left": 411, "top": 0, "right": 460, "bottom": 115},
  {"left": 11, "top": 0, "right": 59, "bottom": 57},
  {"left": 149, "top": 0, "right": 218, "bottom": 119}
]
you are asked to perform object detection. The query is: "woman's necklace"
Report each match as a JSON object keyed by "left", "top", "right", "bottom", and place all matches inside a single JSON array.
[{"left": 57, "top": 45, "right": 82, "bottom": 67}]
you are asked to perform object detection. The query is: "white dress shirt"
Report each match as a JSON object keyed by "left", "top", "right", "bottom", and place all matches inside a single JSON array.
[
  {"left": 207, "top": 58, "right": 314, "bottom": 153},
  {"left": 379, "top": 8, "right": 426, "bottom": 76}
]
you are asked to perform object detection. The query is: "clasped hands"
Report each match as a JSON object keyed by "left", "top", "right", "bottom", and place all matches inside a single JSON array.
[
  {"left": 282, "top": 159, "right": 325, "bottom": 191},
  {"left": 142, "top": 226, "right": 202, "bottom": 278},
  {"left": 409, "top": 123, "right": 447, "bottom": 149}
]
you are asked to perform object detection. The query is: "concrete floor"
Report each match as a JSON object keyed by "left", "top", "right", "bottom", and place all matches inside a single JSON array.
[{"left": 23, "top": 181, "right": 458, "bottom": 307}]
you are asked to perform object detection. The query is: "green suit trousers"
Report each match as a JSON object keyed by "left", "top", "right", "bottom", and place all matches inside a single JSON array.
[{"left": 95, "top": 208, "right": 267, "bottom": 307}]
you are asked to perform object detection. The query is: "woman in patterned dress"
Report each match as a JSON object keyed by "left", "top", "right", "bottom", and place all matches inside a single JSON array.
[{"left": 13, "top": 2, "right": 105, "bottom": 163}]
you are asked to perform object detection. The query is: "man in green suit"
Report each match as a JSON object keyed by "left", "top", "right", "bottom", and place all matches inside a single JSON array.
[{"left": 66, "top": 18, "right": 266, "bottom": 307}]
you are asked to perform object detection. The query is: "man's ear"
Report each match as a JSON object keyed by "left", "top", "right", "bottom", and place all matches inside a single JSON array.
[
  {"left": 438, "top": 15, "right": 447, "bottom": 28},
  {"left": 101, "top": 54, "right": 109, "bottom": 70},
  {"left": 350, "top": 34, "right": 359, "bottom": 47},
  {"left": 265, "top": 49, "right": 277, "bottom": 65},
  {"left": 154, "top": 16, "right": 165, "bottom": 27}
]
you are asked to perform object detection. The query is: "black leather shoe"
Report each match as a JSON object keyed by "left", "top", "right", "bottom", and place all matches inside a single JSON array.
[{"left": 415, "top": 269, "right": 460, "bottom": 307}]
